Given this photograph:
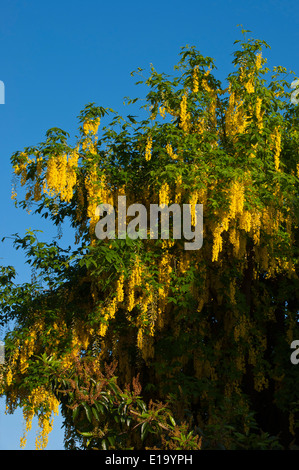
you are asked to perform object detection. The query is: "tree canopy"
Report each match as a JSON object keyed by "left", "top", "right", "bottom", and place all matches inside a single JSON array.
[{"left": 1, "top": 30, "right": 299, "bottom": 450}]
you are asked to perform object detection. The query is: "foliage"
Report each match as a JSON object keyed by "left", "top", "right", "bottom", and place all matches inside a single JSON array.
[{"left": 1, "top": 29, "right": 299, "bottom": 449}]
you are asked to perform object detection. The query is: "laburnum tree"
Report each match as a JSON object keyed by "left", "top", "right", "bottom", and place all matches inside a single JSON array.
[{"left": 0, "top": 30, "right": 299, "bottom": 450}]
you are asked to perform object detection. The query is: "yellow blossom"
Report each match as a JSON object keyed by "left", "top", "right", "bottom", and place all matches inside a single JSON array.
[
  {"left": 179, "top": 92, "right": 190, "bottom": 132},
  {"left": 159, "top": 182, "right": 170, "bottom": 206},
  {"left": 166, "top": 143, "right": 177, "bottom": 160},
  {"left": 255, "top": 52, "right": 262, "bottom": 70},
  {"left": 192, "top": 65, "right": 199, "bottom": 93},
  {"left": 145, "top": 136, "right": 152, "bottom": 161},
  {"left": 159, "top": 106, "right": 166, "bottom": 119},
  {"left": 245, "top": 78, "right": 254, "bottom": 94}
]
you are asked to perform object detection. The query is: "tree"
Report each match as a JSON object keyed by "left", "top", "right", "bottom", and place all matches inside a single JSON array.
[{"left": 0, "top": 30, "right": 299, "bottom": 450}]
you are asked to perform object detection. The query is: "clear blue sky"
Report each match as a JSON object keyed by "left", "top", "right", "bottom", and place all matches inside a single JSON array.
[{"left": 0, "top": 0, "right": 298, "bottom": 450}]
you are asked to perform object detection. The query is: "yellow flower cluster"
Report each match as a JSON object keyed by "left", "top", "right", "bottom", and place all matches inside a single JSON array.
[
  {"left": 201, "top": 70, "right": 212, "bottom": 94},
  {"left": 13, "top": 152, "right": 30, "bottom": 185},
  {"left": 212, "top": 220, "right": 227, "bottom": 262},
  {"left": 98, "top": 320, "right": 108, "bottom": 337},
  {"left": 245, "top": 76, "right": 254, "bottom": 94},
  {"left": 255, "top": 52, "right": 262, "bottom": 70},
  {"left": 97, "top": 276, "right": 125, "bottom": 338},
  {"left": 225, "top": 87, "right": 248, "bottom": 137},
  {"left": 239, "top": 210, "right": 252, "bottom": 233},
  {"left": 196, "top": 116, "right": 205, "bottom": 134},
  {"left": 78, "top": 323, "right": 94, "bottom": 351},
  {"left": 271, "top": 126, "right": 281, "bottom": 171},
  {"left": 145, "top": 136, "right": 152, "bottom": 161},
  {"left": 127, "top": 257, "right": 142, "bottom": 313},
  {"left": 106, "top": 298, "right": 118, "bottom": 320},
  {"left": 159, "top": 106, "right": 166, "bottom": 119},
  {"left": 11, "top": 186, "right": 17, "bottom": 201},
  {"left": 83, "top": 117, "right": 100, "bottom": 136},
  {"left": 212, "top": 180, "right": 247, "bottom": 262},
  {"left": 6, "top": 367, "right": 13, "bottom": 387},
  {"left": 179, "top": 92, "right": 190, "bottom": 132},
  {"left": 159, "top": 182, "right": 170, "bottom": 206},
  {"left": 116, "top": 273, "right": 125, "bottom": 303},
  {"left": 255, "top": 97, "right": 264, "bottom": 132},
  {"left": 192, "top": 65, "right": 199, "bottom": 93},
  {"left": 44, "top": 156, "right": 58, "bottom": 194},
  {"left": 5, "top": 334, "right": 37, "bottom": 389},
  {"left": 19, "top": 332, "right": 36, "bottom": 374},
  {"left": 249, "top": 142, "right": 258, "bottom": 158},
  {"left": 133, "top": 284, "right": 156, "bottom": 357},
  {"left": 166, "top": 143, "right": 177, "bottom": 159},
  {"left": 235, "top": 100, "right": 247, "bottom": 134},
  {"left": 229, "top": 181, "right": 244, "bottom": 219},
  {"left": 20, "top": 386, "right": 59, "bottom": 450},
  {"left": 43, "top": 149, "right": 79, "bottom": 203},
  {"left": 189, "top": 191, "right": 199, "bottom": 226},
  {"left": 251, "top": 210, "right": 261, "bottom": 245},
  {"left": 85, "top": 168, "right": 112, "bottom": 235},
  {"left": 254, "top": 373, "right": 269, "bottom": 392},
  {"left": 137, "top": 328, "right": 143, "bottom": 349},
  {"left": 81, "top": 117, "right": 100, "bottom": 154}
]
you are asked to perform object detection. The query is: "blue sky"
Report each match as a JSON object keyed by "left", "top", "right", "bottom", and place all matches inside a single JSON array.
[{"left": 0, "top": 0, "right": 298, "bottom": 450}]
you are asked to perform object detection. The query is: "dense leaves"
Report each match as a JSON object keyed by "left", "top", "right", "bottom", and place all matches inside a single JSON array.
[{"left": 1, "top": 30, "right": 299, "bottom": 449}]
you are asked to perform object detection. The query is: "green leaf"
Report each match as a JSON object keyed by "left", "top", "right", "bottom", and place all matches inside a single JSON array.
[
  {"left": 169, "top": 415, "right": 176, "bottom": 427},
  {"left": 102, "top": 439, "right": 108, "bottom": 450},
  {"left": 141, "top": 422, "right": 149, "bottom": 441},
  {"left": 72, "top": 406, "right": 80, "bottom": 421},
  {"left": 83, "top": 403, "right": 92, "bottom": 423},
  {"left": 78, "top": 431, "right": 93, "bottom": 438},
  {"left": 107, "top": 436, "right": 115, "bottom": 446},
  {"left": 92, "top": 406, "right": 99, "bottom": 421}
]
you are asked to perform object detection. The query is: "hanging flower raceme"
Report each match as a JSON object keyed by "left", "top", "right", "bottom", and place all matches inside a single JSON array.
[
  {"left": 255, "top": 52, "right": 262, "bottom": 71},
  {"left": 159, "top": 106, "right": 166, "bottom": 119},
  {"left": 270, "top": 126, "right": 282, "bottom": 171},
  {"left": 179, "top": 92, "right": 190, "bottom": 132},
  {"left": 166, "top": 143, "right": 177, "bottom": 160},
  {"left": 245, "top": 76, "right": 254, "bottom": 94},
  {"left": 145, "top": 135, "right": 152, "bottom": 161},
  {"left": 255, "top": 97, "right": 264, "bottom": 132},
  {"left": 20, "top": 386, "right": 59, "bottom": 450},
  {"left": 192, "top": 65, "right": 199, "bottom": 93},
  {"left": 159, "top": 182, "right": 170, "bottom": 206},
  {"left": 83, "top": 117, "right": 101, "bottom": 136}
]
